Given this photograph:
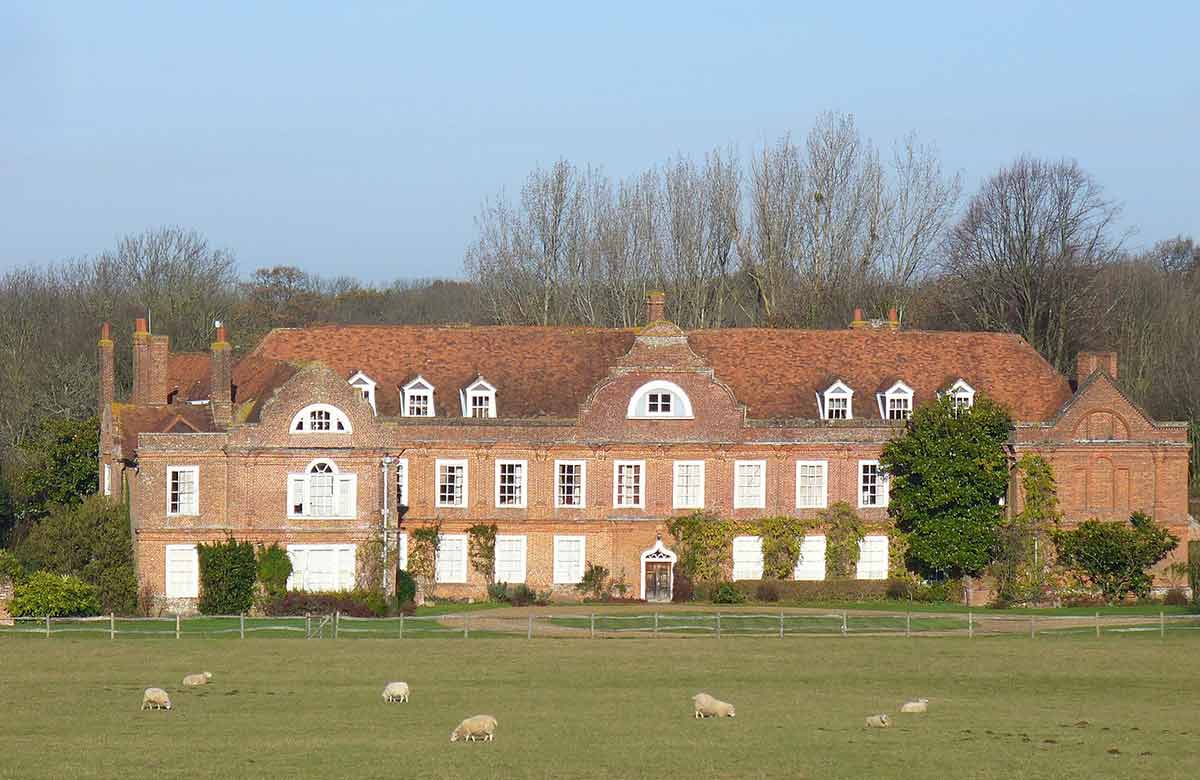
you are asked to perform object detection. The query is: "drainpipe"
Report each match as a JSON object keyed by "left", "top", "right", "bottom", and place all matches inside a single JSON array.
[{"left": 381, "top": 456, "right": 393, "bottom": 594}]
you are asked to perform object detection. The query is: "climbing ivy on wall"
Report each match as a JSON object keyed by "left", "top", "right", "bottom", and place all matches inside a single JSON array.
[
  {"left": 407, "top": 523, "right": 441, "bottom": 595},
  {"left": 818, "top": 502, "right": 865, "bottom": 579},
  {"left": 467, "top": 523, "right": 498, "bottom": 580}
]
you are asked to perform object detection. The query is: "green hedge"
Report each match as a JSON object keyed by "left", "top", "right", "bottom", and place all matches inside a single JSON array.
[
  {"left": 694, "top": 578, "right": 902, "bottom": 603},
  {"left": 197, "top": 538, "right": 256, "bottom": 614},
  {"left": 10, "top": 571, "right": 101, "bottom": 617},
  {"left": 1189, "top": 540, "right": 1200, "bottom": 605}
]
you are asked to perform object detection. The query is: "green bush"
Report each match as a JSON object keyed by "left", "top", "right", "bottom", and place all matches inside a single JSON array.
[
  {"left": 576, "top": 562, "right": 611, "bottom": 600},
  {"left": 697, "top": 578, "right": 911, "bottom": 604},
  {"left": 487, "top": 582, "right": 510, "bottom": 603},
  {"left": 394, "top": 569, "right": 417, "bottom": 607},
  {"left": 1053, "top": 512, "right": 1179, "bottom": 603},
  {"left": 197, "top": 537, "right": 256, "bottom": 614},
  {"left": 1189, "top": 541, "right": 1200, "bottom": 605},
  {"left": 10, "top": 571, "right": 101, "bottom": 617},
  {"left": 255, "top": 543, "right": 292, "bottom": 601},
  {"left": 671, "top": 573, "right": 694, "bottom": 603},
  {"left": 711, "top": 581, "right": 745, "bottom": 604},
  {"left": 0, "top": 548, "right": 25, "bottom": 584},
  {"left": 755, "top": 579, "right": 783, "bottom": 602}
]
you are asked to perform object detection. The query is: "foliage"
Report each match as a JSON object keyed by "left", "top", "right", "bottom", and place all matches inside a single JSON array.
[
  {"left": 991, "top": 454, "right": 1063, "bottom": 606},
  {"left": 467, "top": 523, "right": 498, "bottom": 580},
  {"left": 1188, "top": 540, "right": 1200, "bottom": 605},
  {"left": 611, "top": 568, "right": 630, "bottom": 598},
  {"left": 698, "top": 578, "right": 916, "bottom": 604},
  {"left": 0, "top": 547, "right": 25, "bottom": 584},
  {"left": 394, "top": 568, "right": 417, "bottom": 608},
  {"left": 9, "top": 571, "right": 101, "bottom": 617},
  {"left": 255, "top": 543, "right": 292, "bottom": 601},
  {"left": 671, "top": 573, "right": 694, "bottom": 603},
  {"left": 14, "top": 495, "right": 137, "bottom": 613},
  {"left": 487, "top": 582, "right": 509, "bottom": 603},
  {"left": 667, "top": 511, "right": 734, "bottom": 581},
  {"left": 407, "top": 524, "right": 441, "bottom": 595},
  {"left": 263, "top": 590, "right": 395, "bottom": 618},
  {"left": 710, "top": 581, "right": 745, "bottom": 604},
  {"left": 819, "top": 502, "right": 865, "bottom": 578},
  {"left": 1162, "top": 588, "right": 1190, "bottom": 607},
  {"left": 576, "top": 561, "right": 611, "bottom": 600},
  {"left": 354, "top": 532, "right": 385, "bottom": 595},
  {"left": 10, "top": 416, "right": 99, "bottom": 523},
  {"left": 757, "top": 515, "right": 814, "bottom": 579},
  {"left": 881, "top": 396, "right": 1014, "bottom": 578},
  {"left": 1052, "top": 512, "right": 1179, "bottom": 603},
  {"left": 197, "top": 537, "right": 257, "bottom": 614},
  {"left": 755, "top": 579, "right": 782, "bottom": 602}
]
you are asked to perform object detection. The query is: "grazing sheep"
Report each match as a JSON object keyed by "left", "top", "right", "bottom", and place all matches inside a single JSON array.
[
  {"left": 900, "top": 698, "right": 928, "bottom": 714},
  {"left": 692, "top": 692, "right": 736, "bottom": 718},
  {"left": 382, "top": 681, "right": 410, "bottom": 703},
  {"left": 450, "top": 715, "right": 498, "bottom": 743},
  {"left": 865, "top": 714, "right": 891, "bottom": 728},
  {"left": 141, "top": 688, "right": 172, "bottom": 711},
  {"left": 182, "top": 672, "right": 213, "bottom": 687}
]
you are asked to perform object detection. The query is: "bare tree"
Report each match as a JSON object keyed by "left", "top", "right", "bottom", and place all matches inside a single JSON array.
[{"left": 882, "top": 133, "right": 962, "bottom": 293}]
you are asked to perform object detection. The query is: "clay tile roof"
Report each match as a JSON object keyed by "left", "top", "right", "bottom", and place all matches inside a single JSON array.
[
  {"left": 167, "top": 353, "right": 210, "bottom": 402},
  {"left": 113, "top": 403, "right": 215, "bottom": 456}
]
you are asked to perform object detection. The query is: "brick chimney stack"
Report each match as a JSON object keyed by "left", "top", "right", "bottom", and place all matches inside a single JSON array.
[
  {"left": 131, "top": 318, "right": 170, "bottom": 404},
  {"left": 1076, "top": 351, "right": 1118, "bottom": 388},
  {"left": 210, "top": 322, "right": 233, "bottom": 428},
  {"left": 645, "top": 290, "right": 666, "bottom": 325},
  {"left": 98, "top": 322, "right": 114, "bottom": 415}
]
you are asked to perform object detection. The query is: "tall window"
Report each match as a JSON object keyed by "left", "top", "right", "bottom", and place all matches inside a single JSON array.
[
  {"left": 494, "top": 535, "right": 527, "bottom": 583},
  {"left": 613, "top": 460, "right": 645, "bottom": 508},
  {"left": 795, "top": 460, "right": 827, "bottom": 509},
  {"left": 288, "top": 460, "right": 357, "bottom": 518},
  {"left": 553, "top": 535, "right": 586, "bottom": 584},
  {"left": 555, "top": 460, "right": 586, "bottom": 508},
  {"left": 436, "top": 459, "right": 468, "bottom": 507},
  {"left": 731, "top": 536, "right": 763, "bottom": 580},
  {"left": 290, "top": 404, "right": 351, "bottom": 433},
  {"left": 167, "top": 466, "right": 199, "bottom": 516},
  {"left": 495, "top": 460, "right": 527, "bottom": 508},
  {"left": 395, "top": 459, "right": 409, "bottom": 508},
  {"left": 103, "top": 463, "right": 112, "bottom": 497},
  {"left": 435, "top": 534, "right": 468, "bottom": 583},
  {"left": 734, "top": 460, "right": 766, "bottom": 509},
  {"left": 673, "top": 461, "right": 704, "bottom": 509},
  {"left": 858, "top": 460, "right": 888, "bottom": 508}
]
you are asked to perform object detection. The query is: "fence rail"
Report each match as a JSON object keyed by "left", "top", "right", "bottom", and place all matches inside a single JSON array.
[{"left": 3, "top": 610, "right": 1199, "bottom": 641}]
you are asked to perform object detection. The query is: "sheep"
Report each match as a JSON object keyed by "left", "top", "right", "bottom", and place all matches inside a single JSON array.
[
  {"left": 182, "top": 672, "right": 213, "bottom": 687},
  {"left": 865, "top": 714, "right": 891, "bottom": 728},
  {"left": 382, "top": 681, "right": 410, "bottom": 703},
  {"left": 692, "top": 692, "right": 736, "bottom": 718},
  {"left": 450, "top": 715, "right": 498, "bottom": 743},
  {"left": 900, "top": 698, "right": 928, "bottom": 714},
  {"left": 141, "top": 688, "right": 172, "bottom": 711}
]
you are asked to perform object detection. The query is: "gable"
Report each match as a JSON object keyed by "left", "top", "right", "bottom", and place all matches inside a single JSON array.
[{"left": 1042, "top": 372, "right": 1173, "bottom": 442}]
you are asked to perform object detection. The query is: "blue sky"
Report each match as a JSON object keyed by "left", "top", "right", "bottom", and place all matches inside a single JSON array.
[{"left": 3, "top": 1, "right": 1197, "bottom": 281}]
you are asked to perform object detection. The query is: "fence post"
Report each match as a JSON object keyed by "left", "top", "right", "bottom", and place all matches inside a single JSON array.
[
  {"left": 334, "top": 611, "right": 339, "bottom": 640},
  {"left": 175, "top": 613, "right": 181, "bottom": 640},
  {"left": 1029, "top": 614, "right": 1035, "bottom": 639},
  {"left": 1160, "top": 611, "right": 1165, "bottom": 638},
  {"left": 110, "top": 613, "right": 115, "bottom": 640},
  {"left": 841, "top": 610, "right": 847, "bottom": 637},
  {"left": 1095, "top": 611, "right": 1100, "bottom": 639},
  {"left": 464, "top": 612, "right": 469, "bottom": 639},
  {"left": 527, "top": 613, "right": 533, "bottom": 640},
  {"left": 654, "top": 612, "right": 659, "bottom": 637},
  {"left": 779, "top": 610, "right": 784, "bottom": 639},
  {"left": 968, "top": 610, "right": 973, "bottom": 639},
  {"left": 399, "top": 612, "right": 404, "bottom": 639},
  {"left": 306, "top": 614, "right": 312, "bottom": 639},
  {"left": 905, "top": 610, "right": 911, "bottom": 638},
  {"left": 716, "top": 612, "right": 721, "bottom": 639},
  {"left": 46, "top": 615, "right": 51, "bottom": 638},
  {"left": 240, "top": 612, "right": 245, "bottom": 639},
  {"left": 590, "top": 612, "right": 595, "bottom": 639}
]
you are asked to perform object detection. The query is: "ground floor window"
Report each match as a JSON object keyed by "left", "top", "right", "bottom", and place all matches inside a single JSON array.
[
  {"left": 286, "top": 544, "right": 356, "bottom": 592},
  {"left": 731, "top": 535, "right": 763, "bottom": 581},
  {"left": 856, "top": 535, "right": 889, "bottom": 580},
  {"left": 553, "top": 535, "right": 586, "bottom": 584},
  {"left": 436, "top": 534, "right": 468, "bottom": 583},
  {"left": 164, "top": 544, "right": 198, "bottom": 598},
  {"left": 793, "top": 535, "right": 826, "bottom": 581},
  {"left": 494, "top": 534, "right": 527, "bottom": 583}
]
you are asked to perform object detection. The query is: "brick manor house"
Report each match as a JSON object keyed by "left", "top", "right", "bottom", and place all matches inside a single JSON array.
[{"left": 97, "top": 294, "right": 1192, "bottom": 609}]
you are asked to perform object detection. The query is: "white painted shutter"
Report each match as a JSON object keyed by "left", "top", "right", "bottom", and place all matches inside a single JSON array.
[
  {"left": 335, "top": 475, "right": 356, "bottom": 517},
  {"left": 794, "top": 535, "right": 826, "bottom": 581},
  {"left": 494, "top": 535, "right": 527, "bottom": 583},
  {"left": 286, "top": 547, "right": 308, "bottom": 590},
  {"left": 165, "top": 545, "right": 199, "bottom": 598},
  {"left": 732, "top": 536, "right": 763, "bottom": 581},
  {"left": 288, "top": 475, "right": 306, "bottom": 517},
  {"left": 397, "top": 533, "right": 408, "bottom": 571},
  {"left": 856, "top": 535, "right": 889, "bottom": 580},
  {"left": 337, "top": 545, "right": 356, "bottom": 590}
]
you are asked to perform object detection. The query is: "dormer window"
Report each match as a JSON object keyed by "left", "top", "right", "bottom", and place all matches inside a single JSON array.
[
  {"left": 402, "top": 376, "right": 435, "bottom": 418},
  {"left": 291, "top": 403, "right": 352, "bottom": 433},
  {"left": 818, "top": 381, "right": 854, "bottom": 420},
  {"left": 944, "top": 379, "right": 975, "bottom": 413},
  {"left": 460, "top": 377, "right": 497, "bottom": 418},
  {"left": 347, "top": 371, "right": 377, "bottom": 414},
  {"left": 878, "top": 381, "right": 914, "bottom": 420},
  {"left": 626, "top": 380, "right": 694, "bottom": 420}
]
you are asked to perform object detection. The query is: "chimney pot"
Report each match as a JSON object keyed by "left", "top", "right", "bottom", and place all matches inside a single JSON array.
[
  {"left": 99, "top": 322, "right": 112, "bottom": 342},
  {"left": 850, "top": 308, "right": 867, "bottom": 329},
  {"left": 135, "top": 317, "right": 148, "bottom": 334},
  {"left": 887, "top": 308, "right": 900, "bottom": 330}
]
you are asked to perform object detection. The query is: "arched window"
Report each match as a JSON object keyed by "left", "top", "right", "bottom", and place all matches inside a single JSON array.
[
  {"left": 626, "top": 380, "right": 694, "bottom": 420},
  {"left": 290, "top": 403, "right": 352, "bottom": 433},
  {"left": 288, "top": 459, "right": 357, "bottom": 518}
]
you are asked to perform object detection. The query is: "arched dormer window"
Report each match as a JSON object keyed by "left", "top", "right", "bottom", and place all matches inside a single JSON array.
[
  {"left": 402, "top": 376, "right": 435, "bottom": 417},
  {"left": 287, "top": 459, "right": 357, "bottom": 518},
  {"left": 291, "top": 403, "right": 352, "bottom": 433},
  {"left": 626, "top": 380, "right": 694, "bottom": 420},
  {"left": 942, "top": 379, "right": 975, "bottom": 413},
  {"left": 817, "top": 380, "right": 854, "bottom": 420},
  {"left": 347, "top": 371, "right": 377, "bottom": 414},
  {"left": 877, "top": 381, "right": 914, "bottom": 420},
  {"left": 460, "top": 376, "right": 496, "bottom": 418}
]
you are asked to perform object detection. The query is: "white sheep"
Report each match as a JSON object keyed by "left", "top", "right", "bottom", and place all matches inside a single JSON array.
[
  {"left": 900, "top": 698, "right": 928, "bottom": 714},
  {"left": 692, "top": 692, "right": 736, "bottom": 718},
  {"left": 450, "top": 715, "right": 498, "bottom": 742},
  {"left": 865, "top": 714, "right": 891, "bottom": 728},
  {"left": 382, "top": 681, "right": 410, "bottom": 703},
  {"left": 141, "top": 688, "right": 172, "bottom": 711},
  {"left": 182, "top": 672, "right": 213, "bottom": 687}
]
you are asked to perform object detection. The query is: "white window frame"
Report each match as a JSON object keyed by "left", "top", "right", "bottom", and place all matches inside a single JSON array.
[
  {"left": 402, "top": 376, "right": 435, "bottom": 418},
  {"left": 287, "top": 459, "right": 358, "bottom": 519},
  {"left": 554, "top": 459, "right": 587, "bottom": 508},
  {"left": 733, "top": 459, "right": 766, "bottom": 509},
  {"left": 493, "top": 534, "right": 527, "bottom": 584},
  {"left": 290, "top": 403, "right": 352, "bottom": 433},
  {"left": 626, "top": 379, "right": 695, "bottom": 420},
  {"left": 858, "top": 459, "right": 889, "bottom": 509},
  {"left": 793, "top": 535, "right": 827, "bottom": 581},
  {"left": 795, "top": 460, "right": 828, "bottom": 509},
  {"left": 460, "top": 377, "right": 497, "bottom": 418},
  {"left": 435, "top": 533, "right": 469, "bottom": 583},
  {"left": 731, "top": 535, "right": 764, "bottom": 581},
  {"left": 347, "top": 371, "right": 377, "bottom": 414},
  {"left": 553, "top": 535, "right": 586, "bottom": 585},
  {"left": 856, "top": 535, "right": 889, "bottom": 580},
  {"left": 166, "top": 465, "right": 199, "bottom": 516},
  {"left": 494, "top": 459, "right": 527, "bottom": 509},
  {"left": 943, "top": 378, "right": 975, "bottom": 412},
  {"left": 878, "top": 381, "right": 914, "bottom": 421},
  {"left": 613, "top": 459, "right": 646, "bottom": 509},
  {"left": 164, "top": 544, "right": 199, "bottom": 598},
  {"left": 395, "top": 458, "right": 409, "bottom": 508},
  {"left": 818, "top": 380, "right": 854, "bottom": 420},
  {"left": 435, "top": 458, "right": 468, "bottom": 508},
  {"left": 672, "top": 460, "right": 705, "bottom": 510},
  {"left": 286, "top": 544, "right": 357, "bottom": 591}
]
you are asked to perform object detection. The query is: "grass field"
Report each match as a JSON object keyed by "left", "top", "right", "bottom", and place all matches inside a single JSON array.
[{"left": 1, "top": 635, "right": 1196, "bottom": 779}]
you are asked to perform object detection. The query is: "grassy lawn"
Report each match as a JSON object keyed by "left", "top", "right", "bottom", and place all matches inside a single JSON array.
[{"left": 1, "top": 635, "right": 1197, "bottom": 779}]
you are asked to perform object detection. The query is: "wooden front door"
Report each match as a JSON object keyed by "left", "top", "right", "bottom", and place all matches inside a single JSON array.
[{"left": 645, "top": 561, "right": 672, "bottom": 602}]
